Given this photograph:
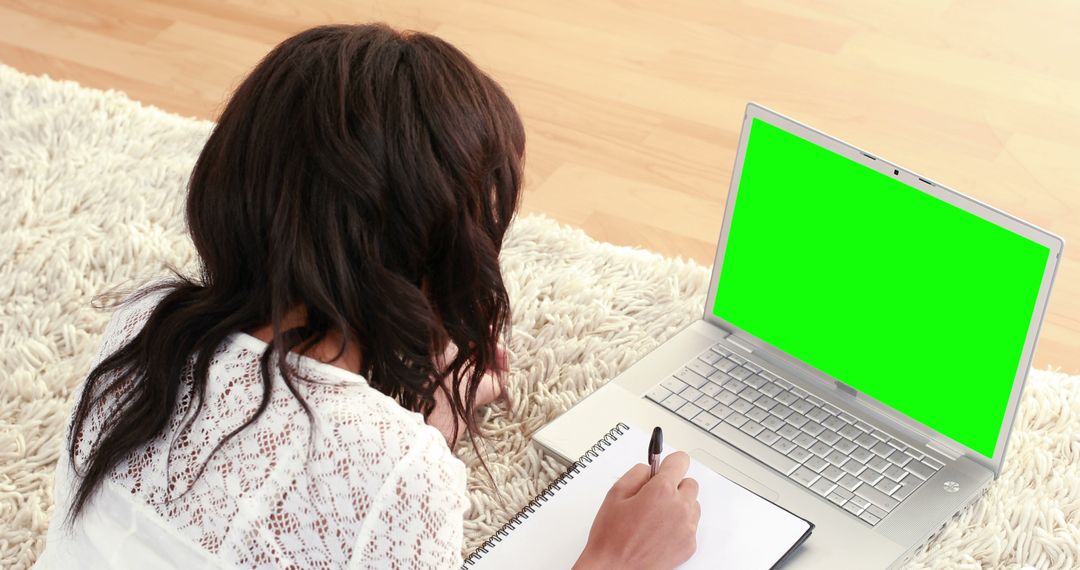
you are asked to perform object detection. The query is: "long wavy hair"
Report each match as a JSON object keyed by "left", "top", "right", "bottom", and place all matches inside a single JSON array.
[{"left": 66, "top": 23, "right": 525, "bottom": 521}]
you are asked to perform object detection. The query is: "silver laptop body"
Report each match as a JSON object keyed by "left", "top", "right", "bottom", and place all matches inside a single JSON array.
[{"left": 534, "top": 103, "right": 1064, "bottom": 569}]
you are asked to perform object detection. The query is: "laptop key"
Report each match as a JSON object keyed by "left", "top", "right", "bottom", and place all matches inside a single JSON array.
[
  {"left": 699, "top": 351, "right": 721, "bottom": 365},
  {"left": 660, "top": 393, "right": 687, "bottom": 411},
  {"left": 871, "top": 441, "right": 894, "bottom": 457},
  {"left": 821, "top": 465, "right": 845, "bottom": 482},
  {"left": 843, "top": 502, "right": 864, "bottom": 516},
  {"left": 838, "top": 474, "right": 861, "bottom": 492},
  {"left": 741, "top": 420, "right": 764, "bottom": 437},
  {"left": 810, "top": 477, "right": 835, "bottom": 496},
  {"left": 675, "top": 368, "right": 707, "bottom": 388},
  {"left": 679, "top": 386, "right": 701, "bottom": 402},
  {"left": 857, "top": 468, "right": 883, "bottom": 486},
  {"left": 730, "top": 399, "right": 753, "bottom": 415},
  {"left": 805, "top": 456, "right": 828, "bottom": 473},
  {"left": 715, "top": 359, "right": 737, "bottom": 372},
  {"left": 827, "top": 492, "right": 846, "bottom": 506},
  {"left": 761, "top": 415, "right": 784, "bottom": 432},
  {"left": 769, "top": 404, "right": 793, "bottom": 419},
  {"left": 725, "top": 412, "right": 748, "bottom": 428},
  {"left": 760, "top": 383, "right": 783, "bottom": 398},
  {"left": 700, "top": 382, "right": 723, "bottom": 398},
  {"left": 745, "top": 362, "right": 763, "bottom": 373},
  {"left": 892, "top": 480, "right": 919, "bottom": 500},
  {"left": 723, "top": 378, "right": 748, "bottom": 393},
  {"left": 790, "top": 400, "right": 814, "bottom": 415},
  {"left": 859, "top": 511, "right": 881, "bottom": 526},
  {"left": 854, "top": 483, "right": 900, "bottom": 511},
  {"left": 883, "top": 464, "right": 907, "bottom": 482},
  {"left": 851, "top": 448, "right": 873, "bottom": 463},
  {"left": 855, "top": 433, "right": 878, "bottom": 448},
  {"left": 908, "top": 460, "right": 936, "bottom": 480},
  {"left": 835, "top": 438, "right": 857, "bottom": 454},
  {"left": 818, "top": 429, "right": 841, "bottom": 445},
  {"left": 738, "top": 386, "right": 763, "bottom": 403},
  {"left": 849, "top": 495, "right": 871, "bottom": 510},
  {"left": 791, "top": 466, "right": 819, "bottom": 487},
  {"left": 715, "top": 390, "right": 738, "bottom": 406},
  {"left": 691, "top": 412, "right": 721, "bottom": 431},
  {"left": 745, "top": 407, "right": 769, "bottom": 423},
  {"left": 677, "top": 403, "right": 703, "bottom": 420},
  {"left": 924, "top": 455, "right": 945, "bottom": 470},
  {"left": 803, "top": 421, "right": 825, "bottom": 437},
  {"left": 744, "top": 374, "right": 766, "bottom": 389},
  {"left": 775, "top": 391, "right": 799, "bottom": 406},
  {"left": 687, "top": 360, "right": 714, "bottom": 378},
  {"left": 661, "top": 377, "right": 688, "bottom": 394},
  {"left": 806, "top": 407, "right": 830, "bottom": 423},
  {"left": 838, "top": 425, "right": 862, "bottom": 440},
  {"left": 793, "top": 433, "right": 815, "bottom": 448},
  {"left": 777, "top": 424, "right": 799, "bottom": 440},
  {"left": 695, "top": 394, "right": 718, "bottom": 410},
  {"left": 786, "top": 413, "right": 809, "bottom": 429},
  {"left": 708, "top": 421, "right": 798, "bottom": 475},
  {"left": 711, "top": 344, "right": 731, "bottom": 356},
  {"left": 754, "top": 395, "right": 777, "bottom": 411},
  {"left": 756, "top": 429, "right": 780, "bottom": 446},
  {"left": 822, "top": 415, "right": 846, "bottom": 432},
  {"left": 730, "top": 367, "right": 753, "bottom": 380},
  {"left": 840, "top": 459, "right": 864, "bottom": 475},
  {"left": 833, "top": 487, "right": 853, "bottom": 501},
  {"left": 808, "top": 441, "right": 831, "bottom": 457},
  {"left": 886, "top": 448, "right": 912, "bottom": 467},
  {"left": 875, "top": 478, "right": 900, "bottom": 495},
  {"left": 773, "top": 438, "right": 796, "bottom": 455},
  {"left": 825, "top": 450, "right": 847, "bottom": 466},
  {"left": 867, "top": 505, "right": 888, "bottom": 520},
  {"left": 710, "top": 403, "right": 733, "bottom": 420},
  {"left": 646, "top": 386, "right": 671, "bottom": 402},
  {"left": 867, "top": 456, "right": 890, "bottom": 473},
  {"left": 787, "top": 447, "right": 812, "bottom": 463}
]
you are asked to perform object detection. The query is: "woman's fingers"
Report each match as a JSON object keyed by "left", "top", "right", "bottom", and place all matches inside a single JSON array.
[
  {"left": 609, "top": 463, "right": 651, "bottom": 500},
  {"left": 654, "top": 451, "right": 691, "bottom": 487},
  {"left": 677, "top": 477, "right": 699, "bottom": 502}
]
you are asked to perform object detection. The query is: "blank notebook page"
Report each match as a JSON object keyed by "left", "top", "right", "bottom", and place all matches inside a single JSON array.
[{"left": 465, "top": 424, "right": 812, "bottom": 569}]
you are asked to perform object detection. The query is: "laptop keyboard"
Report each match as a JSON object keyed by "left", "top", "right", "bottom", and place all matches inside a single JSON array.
[{"left": 645, "top": 342, "right": 944, "bottom": 526}]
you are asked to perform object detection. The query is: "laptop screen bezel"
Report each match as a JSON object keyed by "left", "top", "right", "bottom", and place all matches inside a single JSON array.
[{"left": 703, "top": 103, "right": 1064, "bottom": 476}]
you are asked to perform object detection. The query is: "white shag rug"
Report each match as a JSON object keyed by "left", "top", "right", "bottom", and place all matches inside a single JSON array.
[{"left": 1, "top": 61, "right": 1078, "bottom": 570}]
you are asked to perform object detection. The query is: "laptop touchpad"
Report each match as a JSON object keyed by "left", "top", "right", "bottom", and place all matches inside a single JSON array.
[{"left": 691, "top": 448, "right": 780, "bottom": 502}]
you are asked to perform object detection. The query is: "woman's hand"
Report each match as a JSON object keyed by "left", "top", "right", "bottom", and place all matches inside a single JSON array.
[
  {"left": 574, "top": 452, "right": 701, "bottom": 570},
  {"left": 427, "top": 341, "right": 508, "bottom": 445}
]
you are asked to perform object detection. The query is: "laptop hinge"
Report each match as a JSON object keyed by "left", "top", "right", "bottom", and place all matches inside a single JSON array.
[
  {"left": 925, "top": 438, "right": 964, "bottom": 461},
  {"left": 726, "top": 336, "right": 755, "bottom": 354}
]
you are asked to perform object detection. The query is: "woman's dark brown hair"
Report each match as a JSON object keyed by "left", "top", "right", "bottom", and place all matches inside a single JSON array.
[{"left": 66, "top": 23, "right": 525, "bottom": 521}]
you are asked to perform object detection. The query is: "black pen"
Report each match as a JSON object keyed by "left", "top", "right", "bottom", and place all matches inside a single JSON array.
[{"left": 648, "top": 426, "right": 663, "bottom": 478}]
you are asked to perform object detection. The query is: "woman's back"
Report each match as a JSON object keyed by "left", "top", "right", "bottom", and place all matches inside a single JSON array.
[{"left": 37, "top": 286, "right": 467, "bottom": 569}]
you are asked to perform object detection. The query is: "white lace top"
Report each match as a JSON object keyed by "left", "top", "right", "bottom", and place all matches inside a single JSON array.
[{"left": 35, "top": 285, "right": 468, "bottom": 569}]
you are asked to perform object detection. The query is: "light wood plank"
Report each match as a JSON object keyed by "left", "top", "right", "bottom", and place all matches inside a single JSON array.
[{"left": 0, "top": 0, "right": 1076, "bottom": 372}]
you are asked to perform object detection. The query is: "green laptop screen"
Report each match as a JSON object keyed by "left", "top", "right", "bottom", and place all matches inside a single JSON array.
[{"left": 713, "top": 118, "right": 1049, "bottom": 458}]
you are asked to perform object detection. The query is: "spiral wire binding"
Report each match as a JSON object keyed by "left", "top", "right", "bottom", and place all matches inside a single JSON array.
[{"left": 461, "top": 422, "right": 631, "bottom": 567}]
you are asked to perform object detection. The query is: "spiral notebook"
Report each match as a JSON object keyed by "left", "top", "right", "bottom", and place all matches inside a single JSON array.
[{"left": 464, "top": 423, "right": 813, "bottom": 569}]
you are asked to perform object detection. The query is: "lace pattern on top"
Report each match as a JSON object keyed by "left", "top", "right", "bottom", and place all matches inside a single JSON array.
[{"left": 67, "top": 285, "right": 468, "bottom": 569}]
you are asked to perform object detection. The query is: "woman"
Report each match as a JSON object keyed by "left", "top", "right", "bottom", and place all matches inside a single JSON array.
[{"left": 35, "top": 23, "right": 700, "bottom": 569}]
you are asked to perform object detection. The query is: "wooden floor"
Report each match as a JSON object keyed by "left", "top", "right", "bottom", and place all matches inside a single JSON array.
[{"left": 1, "top": 0, "right": 1077, "bottom": 372}]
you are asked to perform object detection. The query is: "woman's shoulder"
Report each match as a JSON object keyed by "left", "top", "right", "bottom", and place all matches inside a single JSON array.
[{"left": 308, "top": 379, "right": 456, "bottom": 470}]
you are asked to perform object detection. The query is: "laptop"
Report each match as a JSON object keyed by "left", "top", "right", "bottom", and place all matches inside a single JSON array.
[{"left": 534, "top": 103, "right": 1064, "bottom": 568}]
